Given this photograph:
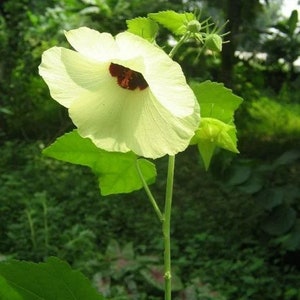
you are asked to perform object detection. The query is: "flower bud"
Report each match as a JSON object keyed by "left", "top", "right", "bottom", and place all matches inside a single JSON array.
[
  {"left": 187, "top": 20, "right": 201, "bottom": 33},
  {"left": 205, "top": 33, "right": 223, "bottom": 52}
]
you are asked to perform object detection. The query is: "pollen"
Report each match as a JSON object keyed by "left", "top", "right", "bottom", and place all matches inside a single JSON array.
[{"left": 109, "top": 63, "right": 148, "bottom": 91}]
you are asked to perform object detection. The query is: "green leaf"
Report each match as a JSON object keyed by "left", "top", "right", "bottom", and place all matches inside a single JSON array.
[
  {"left": 191, "top": 81, "right": 243, "bottom": 123},
  {"left": 273, "top": 150, "right": 300, "bottom": 168},
  {"left": 288, "top": 10, "right": 298, "bottom": 35},
  {"left": 225, "top": 163, "right": 252, "bottom": 186},
  {"left": 148, "top": 10, "right": 195, "bottom": 35},
  {"left": 0, "top": 107, "right": 14, "bottom": 115},
  {"left": 238, "top": 174, "right": 264, "bottom": 194},
  {"left": 43, "top": 130, "right": 156, "bottom": 196},
  {"left": 126, "top": 17, "right": 159, "bottom": 42},
  {"left": 105, "top": 240, "right": 138, "bottom": 279},
  {"left": 280, "top": 219, "right": 300, "bottom": 251},
  {"left": 262, "top": 204, "right": 297, "bottom": 236},
  {"left": 0, "top": 257, "right": 105, "bottom": 300},
  {"left": 192, "top": 118, "right": 239, "bottom": 170},
  {"left": 196, "top": 140, "right": 216, "bottom": 171},
  {"left": 190, "top": 81, "right": 243, "bottom": 169},
  {"left": 256, "top": 188, "right": 284, "bottom": 210},
  {"left": 0, "top": 275, "right": 23, "bottom": 300}
]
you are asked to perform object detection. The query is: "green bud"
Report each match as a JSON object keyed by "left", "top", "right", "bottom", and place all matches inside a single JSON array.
[
  {"left": 205, "top": 33, "right": 223, "bottom": 52},
  {"left": 187, "top": 20, "right": 201, "bottom": 33}
]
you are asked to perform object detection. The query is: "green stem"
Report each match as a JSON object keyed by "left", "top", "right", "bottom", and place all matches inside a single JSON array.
[
  {"left": 168, "top": 33, "right": 190, "bottom": 59},
  {"left": 136, "top": 159, "right": 164, "bottom": 222},
  {"left": 42, "top": 198, "right": 49, "bottom": 253},
  {"left": 138, "top": 32, "right": 189, "bottom": 299},
  {"left": 163, "top": 155, "right": 175, "bottom": 300},
  {"left": 26, "top": 209, "right": 37, "bottom": 250},
  {"left": 160, "top": 33, "right": 190, "bottom": 300}
]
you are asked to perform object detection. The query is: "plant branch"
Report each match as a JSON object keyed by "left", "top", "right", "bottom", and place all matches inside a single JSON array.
[
  {"left": 163, "top": 155, "right": 175, "bottom": 300},
  {"left": 136, "top": 159, "right": 164, "bottom": 222}
]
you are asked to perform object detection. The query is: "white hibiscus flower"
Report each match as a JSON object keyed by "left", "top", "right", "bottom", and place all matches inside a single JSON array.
[{"left": 39, "top": 27, "right": 200, "bottom": 158}]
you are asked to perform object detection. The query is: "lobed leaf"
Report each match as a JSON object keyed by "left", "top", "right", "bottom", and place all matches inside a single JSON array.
[
  {"left": 0, "top": 257, "right": 105, "bottom": 300},
  {"left": 43, "top": 130, "right": 156, "bottom": 195},
  {"left": 126, "top": 17, "right": 159, "bottom": 42},
  {"left": 148, "top": 10, "right": 195, "bottom": 35},
  {"left": 190, "top": 81, "right": 243, "bottom": 169},
  {"left": 191, "top": 80, "right": 243, "bottom": 123}
]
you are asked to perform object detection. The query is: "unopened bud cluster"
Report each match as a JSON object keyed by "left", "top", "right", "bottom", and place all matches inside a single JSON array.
[{"left": 185, "top": 18, "right": 225, "bottom": 54}]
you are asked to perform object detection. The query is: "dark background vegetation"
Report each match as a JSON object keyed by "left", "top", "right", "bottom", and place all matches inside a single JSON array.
[{"left": 0, "top": 0, "right": 300, "bottom": 299}]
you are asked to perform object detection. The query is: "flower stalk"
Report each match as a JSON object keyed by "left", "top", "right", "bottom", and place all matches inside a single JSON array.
[
  {"left": 163, "top": 155, "right": 175, "bottom": 300},
  {"left": 136, "top": 159, "right": 163, "bottom": 222}
]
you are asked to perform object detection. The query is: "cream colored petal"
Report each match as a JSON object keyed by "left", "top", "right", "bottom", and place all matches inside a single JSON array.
[
  {"left": 69, "top": 83, "right": 200, "bottom": 158},
  {"left": 68, "top": 82, "right": 134, "bottom": 154},
  {"left": 39, "top": 47, "right": 110, "bottom": 108},
  {"left": 121, "top": 90, "right": 200, "bottom": 158},
  {"left": 115, "top": 32, "right": 197, "bottom": 118},
  {"left": 64, "top": 27, "right": 119, "bottom": 61}
]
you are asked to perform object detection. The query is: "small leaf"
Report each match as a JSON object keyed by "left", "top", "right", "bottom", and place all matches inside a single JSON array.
[
  {"left": 226, "top": 164, "right": 252, "bottom": 186},
  {"left": 148, "top": 10, "right": 195, "bottom": 35},
  {"left": 126, "top": 17, "right": 159, "bottom": 42},
  {"left": 273, "top": 149, "right": 300, "bottom": 167},
  {"left": 193, "top": 118, "right": 239, "bottom": 170},
  {"left": 287, "top": 10, "right": 298, "bottom": 35},
  {"left": 280, "top": 219, "right": 300, "bottom": 251},
  {"left": 43, "top": 131, "right": 157, "bottom": 195},
  {"left": 256, "top": 188, "right": 284, "bottom": 210},
  {"left": 105, "top": 240, "right": 138, "bottom": 280},
  {"left": 0, "top": 257, "right": 105, "bottom": 300},
  {"left": 0, "top": 107, "right": 14, "bottom": 115},
  {"left": 105, "top": 239, "right": 134, "bottom": 260},
  {"left": 262, "top": 204, "right": 296, "bottom": 236},
  {"left": 238, "top": 174, "right": 264, "bottom": 194}
]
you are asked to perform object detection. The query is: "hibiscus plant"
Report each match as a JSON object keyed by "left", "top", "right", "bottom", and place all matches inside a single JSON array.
[{"left": 0, "top": 10, "right": 243, "bottom": 300}]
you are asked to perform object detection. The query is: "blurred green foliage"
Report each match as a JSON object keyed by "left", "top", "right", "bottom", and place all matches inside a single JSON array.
[{"left": 1, "top": 142, "right": 300, "bottom": 299}]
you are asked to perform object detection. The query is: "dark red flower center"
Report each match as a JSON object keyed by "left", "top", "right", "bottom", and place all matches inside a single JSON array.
[{"left": 109, "top": 63, "right": 148, "bottom": 91}]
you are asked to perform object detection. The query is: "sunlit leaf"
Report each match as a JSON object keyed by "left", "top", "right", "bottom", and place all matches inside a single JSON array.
[
  {"left": 190, "top": 81, "right": 243, "bottom": 169},
  {"left": 192, "top": 118, "right": 239, "bottom": 170},
  {"left": 196, "top": 140, "right": 216, "bottom": 171},
  {"left": 126, "top": 17, "right": 159, "bottom": 42},
  {"left": 148, "top": 10, "right": 195, "bottom": 35},
  {"left": 43, "top": 130, "right": 156, "bottom": 195},
  {"left": 190, "top": 81, "right": 243, "bottom": 123},
  {"left": 0, "top": 257, "right": 105, "bottom": 300}
]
